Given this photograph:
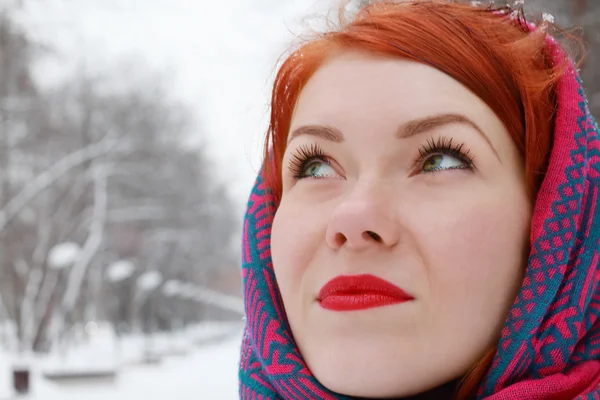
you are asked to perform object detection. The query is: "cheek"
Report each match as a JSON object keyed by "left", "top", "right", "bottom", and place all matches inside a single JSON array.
[
  {"left": 271, "top": 200, "right": 327, "bottom": 296},
  {"left": 417, "top": 198, "right": 529, "bottom": 311}
]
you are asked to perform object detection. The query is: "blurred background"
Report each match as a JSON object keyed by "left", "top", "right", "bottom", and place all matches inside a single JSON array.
[{"left": 0, "top": 0, "right": 596, "bottom": 399}]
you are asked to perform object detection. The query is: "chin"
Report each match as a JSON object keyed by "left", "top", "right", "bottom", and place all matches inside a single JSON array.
[
  {"left": 315, "top": 363, "right": 438, "bottom": 398},
  {"left": 300, "top": 335, "right": 447, "bottom": 399}
]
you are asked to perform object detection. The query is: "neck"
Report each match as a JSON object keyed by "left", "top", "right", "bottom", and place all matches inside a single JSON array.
[{"left": 402, "top": 379, "right": 460, "bottom": 400}]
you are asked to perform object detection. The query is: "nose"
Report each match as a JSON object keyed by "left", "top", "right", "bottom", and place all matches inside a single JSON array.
[{"left": 325, "top": 187, "right": 400, "bottom": 251}]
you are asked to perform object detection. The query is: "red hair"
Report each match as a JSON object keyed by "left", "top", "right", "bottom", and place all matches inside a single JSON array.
[{"left": 262, "top": 1, "right": 573, "bottom": 398}]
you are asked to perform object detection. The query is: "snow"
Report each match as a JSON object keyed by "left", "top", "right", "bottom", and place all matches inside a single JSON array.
[
  {"left": 542, "top": 12, "right": 555, "bottom": 23},
  {"left": 47, "top": 243, "right": 80, "bottom": 270},
  {"left": 0, "top": 321, "right": 243, "bottom": 399},
  {"left": 179, "top": 283, "right": 197, "bottom": 299},
  {"left": 51, "top": 332, "right": 242, "bottom": 400},
  {"left": 136, "top": 271, "right": 163, "bottom": 292},
  {"left": 194, "top": 287, "right": 245, "bottom": 315},
  {"left": 0, "top": 366, "right": 65, "bottom": 400},
  {"left": 0, "top": 351, "right": 73, "bottom": 399},
  {"left": 42, "top": 323, "right": 119, "bottom": 375},
  {"left": 106, "top": 260, "right": 135, "bottom": 283},
  {"left": 163, "top": 282, "right": 244, "bottom": 313},
  {"left": 161, "top": 280, "right": 181, "bottom": 297}
]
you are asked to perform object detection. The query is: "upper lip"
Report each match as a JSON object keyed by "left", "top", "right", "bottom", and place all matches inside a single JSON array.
[{"left": 317, "top": 274, "right": 413, "bottom": 301}]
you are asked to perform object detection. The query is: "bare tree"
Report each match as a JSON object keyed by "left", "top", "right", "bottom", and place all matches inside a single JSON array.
[{"left": 0, "top": 11, "right": 239, "bottom": 354}]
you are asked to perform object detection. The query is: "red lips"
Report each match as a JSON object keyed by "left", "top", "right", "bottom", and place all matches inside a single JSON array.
[{"left": 317, "top": 274, "right": 413, "bottom": 311}]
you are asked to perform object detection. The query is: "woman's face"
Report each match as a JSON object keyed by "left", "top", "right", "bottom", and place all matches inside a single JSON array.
[{"left": 271, "top": 51, "right": 530, "bottom": 398}]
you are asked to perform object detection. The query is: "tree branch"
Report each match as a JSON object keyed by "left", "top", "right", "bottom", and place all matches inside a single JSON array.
[
  {"left": 0, "top": 136, "right": 118, "bottom": 233},
  {"left": 48, "top": 163, "right": 108, "bottom": 345}
]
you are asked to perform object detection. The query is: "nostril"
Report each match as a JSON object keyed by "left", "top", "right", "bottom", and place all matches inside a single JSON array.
[
  {"left": 335, "top": 232, "right": 347, "bottom": 246},
  {"left": 365, "top": 231, "right": 382, "bottom": 242}
]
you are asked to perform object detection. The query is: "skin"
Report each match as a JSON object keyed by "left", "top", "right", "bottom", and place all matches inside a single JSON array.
[{"left": 270, "top": 51, "right": 531, "bottom": 398}]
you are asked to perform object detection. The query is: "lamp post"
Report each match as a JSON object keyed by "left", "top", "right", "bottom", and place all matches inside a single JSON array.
[
  {"left": 136, "top": 271, "right": 163, "bottom": 363},
  {"left": 106, "top": 260, "right": 135, "bottom": 333},
  {"left": 178, "top": 283, "right": 197, "bottom": 327},
  {"left": 105, "top": 260, "right": 135, "bottom": 363},
  {"left": 162, "top": 280, "right": 190, "bottom": 355},
  {"left": 162, "top": 280, "right": 182, "bottom": 332}
]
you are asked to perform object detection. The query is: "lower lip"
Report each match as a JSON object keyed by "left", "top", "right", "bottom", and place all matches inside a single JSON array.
[{"left": 319, "top": 293, "right": 410, "bottom": 311}]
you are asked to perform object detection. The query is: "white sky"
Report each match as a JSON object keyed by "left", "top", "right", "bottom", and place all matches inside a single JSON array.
[{"left": 9, "top": 0, "right": 339, "bottom": 217}]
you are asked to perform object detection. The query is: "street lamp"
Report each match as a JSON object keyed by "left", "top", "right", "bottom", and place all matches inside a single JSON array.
[
  {"left": 136, "top": 271, "right": 164, "bottom": 364},
  {"left": 137, "top": 271, "right": 163, "bottom": 292},
  {"left": 106, "top": 260, "right": 135, "bottom": 283},
  {"left": 161, "top": 280, "right": 188, "bottom": 356},
  {"left": 48, "top": 242, "right": 80, "bottom": 270},
  {"left": 105, "top": 260, "right": 135, "bottom": 340},
  {"left": 162, "top": 279, "right": 182, "bottom": 330}
]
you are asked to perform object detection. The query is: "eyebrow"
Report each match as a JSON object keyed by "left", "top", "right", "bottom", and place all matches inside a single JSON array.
[{"left": 288, "top": 113, "right": 500, "bottom": 161}]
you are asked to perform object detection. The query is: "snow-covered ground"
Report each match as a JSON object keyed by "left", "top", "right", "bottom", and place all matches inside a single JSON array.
[
  {"left": 50, "top": 332, "right": 242, "bottom": 400},
  {"left": 0, "top": 322, "right": 242, "bottom": 400}
]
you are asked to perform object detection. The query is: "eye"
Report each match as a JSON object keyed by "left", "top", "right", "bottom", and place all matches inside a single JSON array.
[
  {"left": 288, "top": 143, "right": 338, "bottom": 180},
  {"left": 301, "top": 160, "right": 337, "bottom": 179},
  {"left": 421, "top": 153, "right": 467, "bottom": 172},
  {"left": 415, "top": 136, "right": 474, "bottom": 174}
]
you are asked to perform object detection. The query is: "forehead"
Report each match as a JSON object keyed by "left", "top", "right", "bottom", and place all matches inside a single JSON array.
[{"left": 291, "top": 51, "right": 489, "bottom": 130}]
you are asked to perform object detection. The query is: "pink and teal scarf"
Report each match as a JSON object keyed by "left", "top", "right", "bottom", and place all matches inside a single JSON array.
[{"left": 239, "top": 31, "right": 600, "bottom": 400}]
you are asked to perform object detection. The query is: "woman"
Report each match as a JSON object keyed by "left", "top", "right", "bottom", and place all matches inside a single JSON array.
[{"left": 239, "top": 1, "right": 600, "bottom": 399}]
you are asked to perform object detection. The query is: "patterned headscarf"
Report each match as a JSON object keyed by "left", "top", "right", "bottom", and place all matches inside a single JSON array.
[{"left": 239, "top": 12, "right": 600, "bottom": 400}]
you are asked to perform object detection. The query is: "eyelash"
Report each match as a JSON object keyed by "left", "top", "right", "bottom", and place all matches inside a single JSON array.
[
  {"left": 287, "top": 136, "right": 475, "bottom": 179},
  {"left": 415, "top": 136, "right": 475, "bottom": 172},
  {"left": 288, "top": 143, "right": 330, "bottom": 180}
]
